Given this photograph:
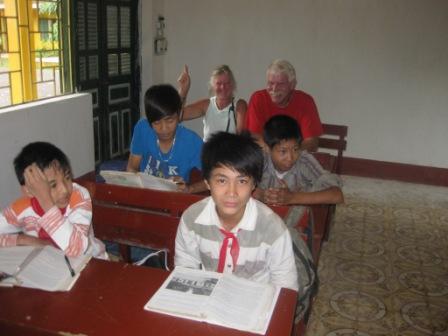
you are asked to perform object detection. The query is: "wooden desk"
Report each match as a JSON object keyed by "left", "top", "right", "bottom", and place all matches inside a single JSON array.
[
  {"left": 75, "top": 173, "right": 313, "bottom": 267},
  {"left": 0, "top": 259, "right": 297, "bottom": 336}
]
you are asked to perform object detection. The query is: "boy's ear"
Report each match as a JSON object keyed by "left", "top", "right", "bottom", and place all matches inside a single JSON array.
[
  {"left": 204, "top": 179, "right": 211, "bottom": 190},
  {"left": 251, "top": 178, "right": 257, "bottom": 192}
]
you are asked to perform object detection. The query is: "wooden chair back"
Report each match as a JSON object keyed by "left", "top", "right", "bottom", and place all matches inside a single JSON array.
[
  {"left": 311, "top": 152, "right": 336, "bottom": 173},
  {"left": 318, "top": 123, "right": 348, "bottom": 174}
]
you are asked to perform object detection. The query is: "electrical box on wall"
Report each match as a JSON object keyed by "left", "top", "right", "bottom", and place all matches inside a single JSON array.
[{"left": 154, "top": 16, "right": 167, "bottom": 55}]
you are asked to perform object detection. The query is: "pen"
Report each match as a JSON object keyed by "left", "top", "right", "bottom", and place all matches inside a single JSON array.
[{"left": 64, "top": 255, "right": 75, "bottom": 277}]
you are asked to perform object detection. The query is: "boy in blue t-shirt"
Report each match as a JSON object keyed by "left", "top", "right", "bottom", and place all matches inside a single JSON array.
[{"left": 127, "top": 84, "right": 206, "bottom": 193}]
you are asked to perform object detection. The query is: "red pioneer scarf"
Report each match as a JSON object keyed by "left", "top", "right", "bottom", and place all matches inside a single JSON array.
[{"left": 217, "top": 229, "right": 240, "bottom": 273}]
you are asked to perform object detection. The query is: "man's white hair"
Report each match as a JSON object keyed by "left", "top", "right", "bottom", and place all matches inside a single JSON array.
[{"left": 267, "top": 59, "right": 297, "bottom": 83}]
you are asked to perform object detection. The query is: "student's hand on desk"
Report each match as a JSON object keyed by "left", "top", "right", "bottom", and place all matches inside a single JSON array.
[
  {"left": 17, "top": 234, "right": 53, "bottom": 247},
  {"left": 264, "top": 180, "right": 293, "bottom": 205},
  {"left": 170, "top": 176, "right": 188, "bottom": 192},
  {"left": 23, "top": 163, "right": 54, "bottom": 211}
]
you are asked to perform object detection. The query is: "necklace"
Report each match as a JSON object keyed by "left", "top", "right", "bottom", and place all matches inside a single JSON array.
[{"left": 157, "top": 137, "right": 176, "bottom": 162}]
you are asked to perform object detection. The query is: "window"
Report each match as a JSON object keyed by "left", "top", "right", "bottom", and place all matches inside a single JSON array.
[
  {"left": 0, "top": 0, "right": 72, "bottom": 108},
  {"left": 39, "top": 17, "right": 57, "bottom": 41}
]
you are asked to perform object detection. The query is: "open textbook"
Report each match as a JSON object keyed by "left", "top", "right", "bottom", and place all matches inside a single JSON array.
[
  {"left": 144, "top": 267, "right": 281, "bottom": 335},
  {"left": 0, "top": 245, "right": 91, "bottom": 291},
  {"left": 100, "top": 170, "right": 178, "bottom": 191}
]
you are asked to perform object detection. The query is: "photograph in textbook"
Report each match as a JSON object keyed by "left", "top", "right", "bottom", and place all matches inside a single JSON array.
[
  {"left": 166, "top": 275, "right": 218, "bottom": 296},
  {"left": 144, "top": 267, "right": 280, "bottom": 335}
]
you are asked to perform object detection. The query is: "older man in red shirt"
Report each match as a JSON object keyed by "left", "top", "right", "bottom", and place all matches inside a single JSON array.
[{"left": 245, "top": 59, "right": 323, "bottom": 152}]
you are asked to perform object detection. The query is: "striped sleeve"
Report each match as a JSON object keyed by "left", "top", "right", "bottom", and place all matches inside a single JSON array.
[
  {"left": 0, "top": 200, "right": 29, "bottom": 247},
  {"left": 0, "top": 208, "right": 20, "bottom": 245},
  {"left": 174, "top": 216, "right": 202, "bottom": 269},
  {"left": 267, "top": 229, "right": 299, "bottom": 291},
  {"left": 39, "top": 184, "right": 93, "bottom": 257}
]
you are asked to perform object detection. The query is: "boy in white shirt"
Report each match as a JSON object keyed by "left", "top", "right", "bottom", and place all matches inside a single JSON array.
[{"left": 175, "top": 132, "right": 298, "bottom": 291}]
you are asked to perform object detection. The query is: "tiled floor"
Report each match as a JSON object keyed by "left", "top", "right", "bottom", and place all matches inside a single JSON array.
[{"left": 305, "top": 176, "right": 448, "bottom": 336}]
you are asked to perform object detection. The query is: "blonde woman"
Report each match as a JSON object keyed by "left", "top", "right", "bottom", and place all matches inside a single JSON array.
[{"left": 177, "top": 65, "right": 247, "bottom": 141}]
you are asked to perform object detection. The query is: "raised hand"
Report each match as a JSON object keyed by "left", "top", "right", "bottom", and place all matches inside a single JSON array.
[{"left": 177, "top": 64, "right": 190, "bottom": 100}]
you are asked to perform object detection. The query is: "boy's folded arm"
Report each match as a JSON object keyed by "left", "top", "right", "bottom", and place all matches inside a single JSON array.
[
  {"left": 0, "top": 233, "right": 19, "bottom": 247},
  {"left": 288, "top": 186, "right": 344, "bottom": 205},
  {"left": 38, "top": 197, "right": 93, "bottom": 257},
  {"left": 16, "top": 234, "right": 52, "bottom": 247},
  {"left": 253, "top": 185, "right": 343, "bottom": 205},
  {"left": 1, "top": 232, "right": 55, "bottom": 247}
]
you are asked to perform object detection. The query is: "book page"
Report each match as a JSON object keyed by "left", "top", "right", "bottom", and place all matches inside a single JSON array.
[
  {"left": 100, "top": 170, "right": 178, "bottom": 191},
  {"left": 100, "top": 170, "right": 143, "bottom": 188},
  {"left": 144, "top": 267, "right": 279, "bottom": 334},
  {"left": 144, "top": 267, "right": 221, "bottom": 321},
  {"left": 17, "top": 246, "right": 90, "bottom": 291},
  {"left": 138, "top": 173, "right": 178, "bottom": 191},
  {"left": 0, "top": 246, "right": 36, "bottom": 275},
  {"left": 205, "top": 275, "right": 279, "bottom": 334}
]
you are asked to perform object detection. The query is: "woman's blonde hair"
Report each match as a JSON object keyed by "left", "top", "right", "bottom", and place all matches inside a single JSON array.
[{"left": 209, "top": 64, "right": 237, "bottom": 95}]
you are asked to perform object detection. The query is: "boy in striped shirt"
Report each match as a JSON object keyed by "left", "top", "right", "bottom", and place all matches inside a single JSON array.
[
  {"left": 255, "top": 114, "right": 343, "bottom": 206},
  {"left": 0, "top": 142, "right": 107, "bottom": 259},
  {"left": 254, "top": 114, "right": 344, "bottom": 320},
  {"left": 175, "top": 132, "right": 298, "bottom": 291}
]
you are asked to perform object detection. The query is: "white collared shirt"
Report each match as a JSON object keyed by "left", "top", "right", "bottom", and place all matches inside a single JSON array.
[{"left": 175, "top": 197, "right": 298, "bottom": 291}]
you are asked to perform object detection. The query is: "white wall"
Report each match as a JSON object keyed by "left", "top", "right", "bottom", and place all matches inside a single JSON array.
[
  {"left": 141, "top": 0, "right": 165, "bottom": 116},
  {"left": 143, "top": 0, "right": 448, "bottom": 168},
  {"left": 0, "top": 94, "right": 94, "bottom": 208}
]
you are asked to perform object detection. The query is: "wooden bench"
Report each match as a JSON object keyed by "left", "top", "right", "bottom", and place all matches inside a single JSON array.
[
  {"left": 76, "top": 173, "right": 315, "bottom": 268},
  {"left": 77, "top": 176, "right": 201, "bottom": 269},
  {"left": 317, "top": 127, "right": 347, "bottom": 242},
  {"left": 319, "top": 123, "right": 348, "bottom": 174}
]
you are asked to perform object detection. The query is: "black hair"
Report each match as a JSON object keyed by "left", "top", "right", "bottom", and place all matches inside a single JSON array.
[
  {"left": 263, "top": 115, "right": 302, "bottom": 148},
  {"left": 201, "top": 131, "right": 264, "bottom": 184},
  {"left": 144, "top": 84, "right": 182, "bottom": 124},
  {"left": 14, "top": 142, "right": 72, "bottom": 186}
]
